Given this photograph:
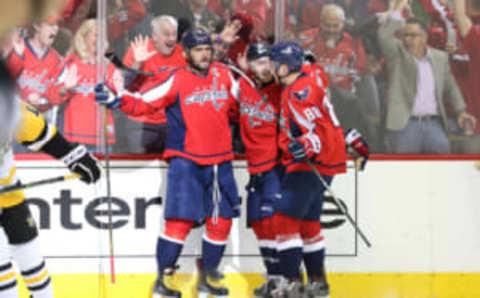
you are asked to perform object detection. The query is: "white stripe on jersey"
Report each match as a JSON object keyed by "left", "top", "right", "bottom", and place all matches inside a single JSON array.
[
  {"left": 143, "top": 74, "right": 175, "bottom": 103},
  {"left": 288, "top": 100, "right": 316, "bottom": 133}
]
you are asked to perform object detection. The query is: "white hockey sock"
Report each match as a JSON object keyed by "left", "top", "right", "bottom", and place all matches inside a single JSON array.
[
  {"left": 0, "top": 261, "right": 19, "bottom": 298},
  {"left": 10, "top": 238, "right": 53, "bottom": 298}
]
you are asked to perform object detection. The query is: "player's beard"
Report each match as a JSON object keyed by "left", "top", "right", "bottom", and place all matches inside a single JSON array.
[
  {"left": 186, "top": 53, "right": 212, "bottom": 74},
  {"left": 253, "top": 69, "right": 273, "bottom": 84}
]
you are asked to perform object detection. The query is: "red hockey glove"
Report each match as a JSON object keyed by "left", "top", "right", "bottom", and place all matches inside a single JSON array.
[{"left": 344, "top": 128, "right": 369, "bottom": 171}]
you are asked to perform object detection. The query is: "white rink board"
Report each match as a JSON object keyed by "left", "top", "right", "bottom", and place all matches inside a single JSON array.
[{"left": 11, "top": 159, "right": 480, "bottom": 275}]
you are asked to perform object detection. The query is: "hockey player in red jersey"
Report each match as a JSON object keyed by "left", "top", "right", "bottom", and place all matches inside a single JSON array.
[
  {"left": 236, "top": 41, "right": 284, "bottom": 297},
  {"left": 268, "top": 41, "right": 369, "bottom": 298},
  {"left": 96, "top": 28, "right": 240, "bottom": 297}
]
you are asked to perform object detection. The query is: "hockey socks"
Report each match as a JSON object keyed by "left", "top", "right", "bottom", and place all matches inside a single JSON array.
[
  {"left": 259, "top": 247, "right": 280, "bottom": 276},
  {"left": 156, "top": 219, "right": 194, "bottom": 272},
  {"left": 201, "top": 217, "right": 232, "bottom": 272},
  {"left": 11, "top": 238, "right": 52, "bottom": 298},
  {"left": 301, "top": 220, "right": 326, "bottom": 279},
  {"left": 273, "top": 213, "right": 303, "bottom": 280},
  {"left": 252, "top": 218, "right": 280, "bottom": 276},
  {"left": 303, "top": 249, "right": 325, "bottom": 278},
  {"left": 0, "top": 261, "right": 19, "bottom": 298}
]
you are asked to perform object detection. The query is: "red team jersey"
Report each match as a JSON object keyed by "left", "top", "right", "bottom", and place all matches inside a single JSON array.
[
  {"left": 238, "top": 78, "right": 282, "bottom": 174},
  {"left": 305, "top": 31, "right": 366, "bottom": 91},
  {"left": 46, "top": 53, "right": 116, "bottom": 145},
  {"left": 119, "top": 62, "right": 239, "bottom": 165},
  {"left": 6, "top": 39, "right": 61, "bottom": 112},
  {"left": 123, "top": 41, "right": 187, "bottom": 124},
  {"left": 279, "top": 67, "right": 347, "bottom": 175}
]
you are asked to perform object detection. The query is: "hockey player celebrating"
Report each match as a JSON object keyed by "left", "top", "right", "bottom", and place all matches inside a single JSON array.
[
  {"left": 95, "top": 28, "right": 241, "bottom": 297},
  {"left": 268, "top": 41, "right": 368, "bottom": 298},
  {"left": 0, "top": 62, "right": 101, "bottom": 298},
  {"left": 236, "top": 41, "right": 284, "bottom": 297}
]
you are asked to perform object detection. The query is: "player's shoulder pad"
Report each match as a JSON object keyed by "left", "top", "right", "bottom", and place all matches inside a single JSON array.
[{"left": 16, "top": 102, "right": 57, "bottom": 151}]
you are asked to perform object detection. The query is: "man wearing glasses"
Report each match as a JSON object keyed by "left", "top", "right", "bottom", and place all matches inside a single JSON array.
[{"left": 378, "top": 0, "right": 475, "bottom": 154}]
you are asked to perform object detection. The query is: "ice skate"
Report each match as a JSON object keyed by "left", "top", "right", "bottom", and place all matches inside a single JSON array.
[
  {"left": 254, "top": 275, "right": 281, "bottom": 298},
  {"left": 305, "top": 266, "right": 329, "bottom": 298},
  {"left": 152, "top": 271, "right": 181, "bottom": 298},
  {"left": 270, "top": 278, "right": 304, "bottom": 298},
  {"left": 196, "top": 258, "right": 228, "bottom": 297}
]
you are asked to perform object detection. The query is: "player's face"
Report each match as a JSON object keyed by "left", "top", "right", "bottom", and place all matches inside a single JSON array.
[
  {"left": 152, "top": 22, "right": 177, "bottom": 56},
  {"left": 250, "top": 57, "right": 273, "bottom": 83},
  {"left": 402, "top": 24, "right": 427, "bottom": 54},
  {"left": 36, "top": 22, "right": 59, "bottom": 48},
  {"left": 187, "top": 45, "right": 213, "bottom": 72},
  {"left": 270, "top": 61, "right": 289, "bottom": 84},
  {"left": 320, "top": 13, "right": 344, "bottom": 42}
]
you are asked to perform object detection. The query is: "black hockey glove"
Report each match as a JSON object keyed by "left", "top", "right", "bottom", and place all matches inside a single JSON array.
[{"left": 61, "top": 145, "right": 101, "bottom": 184}]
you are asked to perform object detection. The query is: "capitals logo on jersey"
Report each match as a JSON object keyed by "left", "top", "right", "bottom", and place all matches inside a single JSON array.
[
  {"left": 185, "top": 68, "right": 229, "bottom": 110},
  {"left": 240, "top": 94, "right": 277, "bottom": 128},
  {"left": 293, "top": 86, "right": 311, "bottom": 101}
]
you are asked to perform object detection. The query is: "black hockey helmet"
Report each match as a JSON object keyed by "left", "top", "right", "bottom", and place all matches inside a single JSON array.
[{"left": 246, "top": 41, "right": 271, "bottom": 61}]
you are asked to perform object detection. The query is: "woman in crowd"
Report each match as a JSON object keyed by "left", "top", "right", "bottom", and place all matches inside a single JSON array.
[{"left": 47, "top": 19, "right": 118, "bottom": 151}]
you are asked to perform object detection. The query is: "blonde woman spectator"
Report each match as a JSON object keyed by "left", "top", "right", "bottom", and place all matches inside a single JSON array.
[{"left": 47, "top": 19, "right": 118, "bottom": 150}]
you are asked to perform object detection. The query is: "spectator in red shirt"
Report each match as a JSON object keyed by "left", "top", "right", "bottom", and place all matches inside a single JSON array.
[
  {"left": 302, "top": 4, "right": 381, "bottom": 149},
  {"left": 47, "top": 19, "right": 118, "bottom": 150},
  {"left": 121, "top": 15, "right": 187, "bottom": 153},
  {"left": 4, "top": 18, "right": 61, "bottom": 124},
  {"left": 453, "top": 0, "right": 480, "bottom": 152}
]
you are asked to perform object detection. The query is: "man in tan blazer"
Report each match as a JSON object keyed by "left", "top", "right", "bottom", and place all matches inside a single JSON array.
[{"left": 378, "top": 0, "right": 475, "bottom": 153}]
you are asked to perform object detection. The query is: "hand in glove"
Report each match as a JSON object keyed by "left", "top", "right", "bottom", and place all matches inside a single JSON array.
[
  {"left": 95, "top": 83, "right": 121, "bottom": 109},
  {"left": 62, "top": 145, "right": 101, "bottom": 183},
  {"left": 345, "top": 128, "right": 370, "bottom": 171}
]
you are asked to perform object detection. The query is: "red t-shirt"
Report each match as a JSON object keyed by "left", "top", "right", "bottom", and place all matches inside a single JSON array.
[
  {"left": 238, "top": 78, "right": 282, "bottom": 174},
  {"left": 123, "top": 41, "right": 187, "bottom": 124},
  {"left": 119, "top": 62, "right": 239, "bottom": 165},
  {"left": 462, "top": 25, "right": 480, "bottom": 133},
  {"left": 6, "top": 39, "right": 61, "bottom": 112},
  {"left": 279, "top": 68, "right": 347, "bottom": 175}
]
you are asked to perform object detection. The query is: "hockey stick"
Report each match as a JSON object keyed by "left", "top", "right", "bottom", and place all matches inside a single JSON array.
[
  {"left": 105, "top": 52, "right": 154, "bottom": 77},
  {"left": 279, "top": 121, "right": 372, "bottom": 248},
  {"left": 97, "top": 0, "right": 115, "bottom": 284},
  {"left": 0, "top": 174, "right": 81, "bottom": 195},
  {"left": 229, "top": 64, "right": 372, "bottom": 247}
]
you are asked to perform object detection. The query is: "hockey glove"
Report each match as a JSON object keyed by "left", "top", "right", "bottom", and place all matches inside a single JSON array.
[
  {"left": 62, "top": 145, "right": 102, "bottom": 184},
  {"left": 95, "top": 84, "right": 121, "bottom": 109},
  {"left": 344, "top": 128, "right": 370, "bottom": 171},
  {"left": 288, "top": 133, "right": 322, "bottom": 161}
]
